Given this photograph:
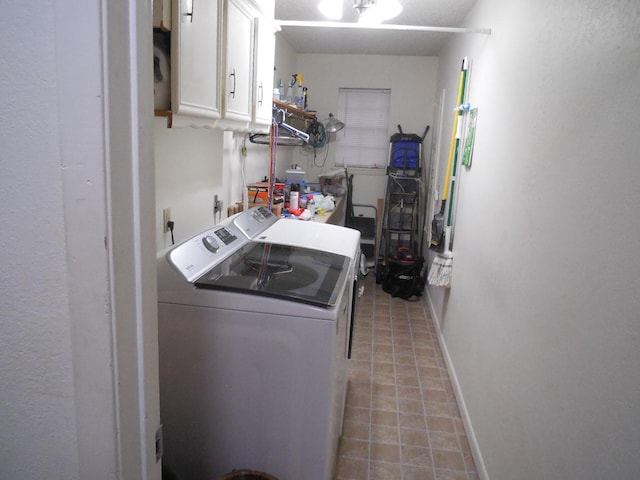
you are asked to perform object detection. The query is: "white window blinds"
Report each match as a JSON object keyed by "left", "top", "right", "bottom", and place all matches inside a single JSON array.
[{"left": 335, "top": 88, "right": 391, "bottom": 168}]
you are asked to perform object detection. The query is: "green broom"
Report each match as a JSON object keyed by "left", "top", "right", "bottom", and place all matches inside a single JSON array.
[{"left": 428, "top": 57, "right": 468, "bottom": 287}]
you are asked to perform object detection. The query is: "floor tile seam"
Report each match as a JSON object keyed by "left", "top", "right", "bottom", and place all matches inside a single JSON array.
[
  {"left": 431, "top": 463, "right": 469, "bottom": 474},
  {"left": 385, "top": 309, "right": 407, "bottom": 480},
  {"left": 368, "top": 295, "right": 391, "bottom": 477},
  {"left": 420, "top": 305, "right": 475, "bottom": 477},
  {"left": 337, "top": 451, "right": 370, "bottom": 462},
  {"left": 420, "top": 312, "right": 467, "bottom": 458},
  {"left": 427, "top": 441, "right": 467, "bottom": 454},
  {"left": 391, "top": 303, "right": 436, "bottom": 480},
  {"left": 367, "top": 312, "right": 377, "bottom": 480},
  {"left": 406, "top": 306, "right": 438, "bottom": 480}
]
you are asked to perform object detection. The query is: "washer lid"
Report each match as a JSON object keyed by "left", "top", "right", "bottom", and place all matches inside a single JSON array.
[
  {"left": 194, "top": 241, "right": 350, "bottom": 308},
  {"left": 256, "top": 219, "right": 361, "bottom": 259}
]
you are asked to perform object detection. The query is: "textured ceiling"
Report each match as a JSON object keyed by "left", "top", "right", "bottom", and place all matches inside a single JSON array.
[{"left": 274, "top": 0, "right": 478, "bottom": 56}]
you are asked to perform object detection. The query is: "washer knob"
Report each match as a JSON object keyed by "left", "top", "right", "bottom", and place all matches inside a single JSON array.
[{"left": 202, "top": 235, "right": 220, "bottom": 253}]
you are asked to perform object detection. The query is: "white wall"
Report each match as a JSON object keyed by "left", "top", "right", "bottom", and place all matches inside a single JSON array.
[
  {"left": 295, "top": 54, "right": 438, "bottom": 208},
  {"left": 154, "top": 121, "right": 225, "bottom": 250},
  {"left": 154, "top": 123, "right": 275, "bottom": 249},
  {"left": 1, "top": 1, "right": 160, "bottom": 479},
  {"left": 0, "top": 5, "right": 81, "bottom": 476},
  {"left": 428, "top": 1, "right": 640, "bottom": 479}
]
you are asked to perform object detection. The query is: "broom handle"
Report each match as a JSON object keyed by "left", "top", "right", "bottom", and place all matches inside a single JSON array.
[
  {"left": 446, "top": 59, "right": 469, "bottom": 228},
  {"left": 441, "top": 58, "right": 468, "bottom": 202}
]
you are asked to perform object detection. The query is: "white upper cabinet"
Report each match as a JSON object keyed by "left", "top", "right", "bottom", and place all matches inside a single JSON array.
[
  {"left": 222, "top": 0, "right": 254, "bottom": 127},
  {"left": 251, "top": 15, "right": 276, "bottom": 128},
  {"left": 158, "top": 0, "right": 276, "bottom": 129},
  {"left": 153, "top": 0, "right": 171, "bottom": 30},
  {"left": 171, "top": 0, "right": 223, "bottom": 121}
]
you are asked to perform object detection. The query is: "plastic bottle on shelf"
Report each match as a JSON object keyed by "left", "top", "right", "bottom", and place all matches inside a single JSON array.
[{"left": 306, "top": 195, "right": 315, "bottom": 219}]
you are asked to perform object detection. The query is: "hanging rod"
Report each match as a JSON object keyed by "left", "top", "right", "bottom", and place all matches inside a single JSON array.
[{"left": 275, "top": 20, "right": 491, "bottom": 35}]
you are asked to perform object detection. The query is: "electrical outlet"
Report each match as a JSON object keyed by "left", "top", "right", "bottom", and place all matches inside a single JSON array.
[{"left": 162, "top": 208, "right": 171, "bottom": 232}]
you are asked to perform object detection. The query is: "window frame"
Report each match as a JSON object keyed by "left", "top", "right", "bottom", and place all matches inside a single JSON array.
[{"left": 334, "top": 88, "right": 391, "bottom": 169}]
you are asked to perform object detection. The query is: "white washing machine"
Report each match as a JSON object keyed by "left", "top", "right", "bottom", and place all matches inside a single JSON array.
[{"left": 157, "top": 206, "right": 361, "bottom": 480}]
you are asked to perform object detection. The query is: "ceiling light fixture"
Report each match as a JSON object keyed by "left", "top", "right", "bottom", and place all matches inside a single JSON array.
[
  {"left": 318, "top": 0, "right": 343, "bottom": 20},
  {"left": 353, "top": 0, "right": 402, "bottom": 24},
  {"left": 352, "top": 0, "right": 374, "bottom": 15}
]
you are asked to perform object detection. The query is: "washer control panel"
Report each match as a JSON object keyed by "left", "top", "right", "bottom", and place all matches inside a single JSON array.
[
  {"left": 166, "top": 206, "right": 279, "bottom": 283},
  {"left": 233, "top": 205, "right": 278, "bottom": 239}
]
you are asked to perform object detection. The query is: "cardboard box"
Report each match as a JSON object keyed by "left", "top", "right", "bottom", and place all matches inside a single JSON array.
[
  {"left": 319, "top": 171, "right": 344, "bottom": 186},
  {"left": 247, "top": 182, "right": 285, "bottom": 202}
]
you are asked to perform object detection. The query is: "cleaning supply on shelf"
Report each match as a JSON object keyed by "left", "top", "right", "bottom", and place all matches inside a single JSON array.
[
  {"left": 294, "top": 74, "right": 304, "bottom": 109},
  {"left": 289, "top": 183, "right": 300, "bottom": 210},
  {"left": 278, "top": 79, "right": 285, "bottom": 101},
  {"left": 286, "top": 74, "right": 296, "bottom": 104},
  {"left": 306, "top": 194, "right": 315, "bottom": 219}
]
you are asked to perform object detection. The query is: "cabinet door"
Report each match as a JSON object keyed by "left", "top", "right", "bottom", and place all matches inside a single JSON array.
[
  {"left": 153, "top": 0, "right": 171, "bottom": 30},
  {"left": 252, "top": 16, "right": 276, "bottom": 127},
  {"left": 171, "top": 0, "right": 222, "bottom": 119},
  {"left": 224, "top": 0, "right": 254, "bottom": 123}
]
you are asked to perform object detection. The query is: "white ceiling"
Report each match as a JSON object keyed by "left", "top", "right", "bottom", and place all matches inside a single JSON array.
[{"left": 274, "top": 0, "right": 478, "bottom": 56}]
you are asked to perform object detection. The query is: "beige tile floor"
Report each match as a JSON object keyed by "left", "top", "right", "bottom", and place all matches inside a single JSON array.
[{"left": 335, "top": 274, "right": 479, "bottom": 480}]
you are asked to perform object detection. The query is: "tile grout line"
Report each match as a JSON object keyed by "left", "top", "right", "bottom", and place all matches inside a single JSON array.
[
  {"left": 408, "top": 299, "right": 438, "bottom": 479},
  {"left": 367, "top": 287, "right": 387, "bottom": 479},
  {"left": 420, "top": 295, "right": 474, "bottom": 480},
  {"left": 338, "top": 278, "right": 479, "bottom": 480},
  {"left": 367, "top": 290, "right": 376, "bottom": 480},
  {"left": 389, "top": 302, "right": 403, "bottom": 479}
]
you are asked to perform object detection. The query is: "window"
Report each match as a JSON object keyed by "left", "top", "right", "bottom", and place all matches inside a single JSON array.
[{"left": 335, "top": 88, "right": 391, "bottom": 168}]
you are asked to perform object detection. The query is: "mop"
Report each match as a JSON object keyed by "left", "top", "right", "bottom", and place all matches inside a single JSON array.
[
  {"left": 428, "top": 57, "right": 468, "bottom": 287},
  {"left": 427, "top": 230, "right": 453, "bottom": 286}
]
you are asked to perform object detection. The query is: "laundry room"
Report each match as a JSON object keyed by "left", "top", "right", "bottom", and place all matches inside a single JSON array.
[
  {"left": 2, "top": 1, "right": 639, "bottom": 480},
  {"left": 151, "top": 1, "right": 640, "bottom": 478}
]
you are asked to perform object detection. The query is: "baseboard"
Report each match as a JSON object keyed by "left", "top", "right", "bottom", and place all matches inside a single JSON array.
[{"left": 425, "top": 289, "right": 490, "bottom": 480}]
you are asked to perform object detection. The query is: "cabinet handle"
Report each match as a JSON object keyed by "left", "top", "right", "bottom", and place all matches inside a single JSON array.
[
  {"left": 229, "top": 69, "right": 236, "bottom": 98},
  {"left": 258, "top": 83, "right": 264, "bottom": 106},
  {"left": 185, "top": 0, "right": 194, "bottom": 23}
]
